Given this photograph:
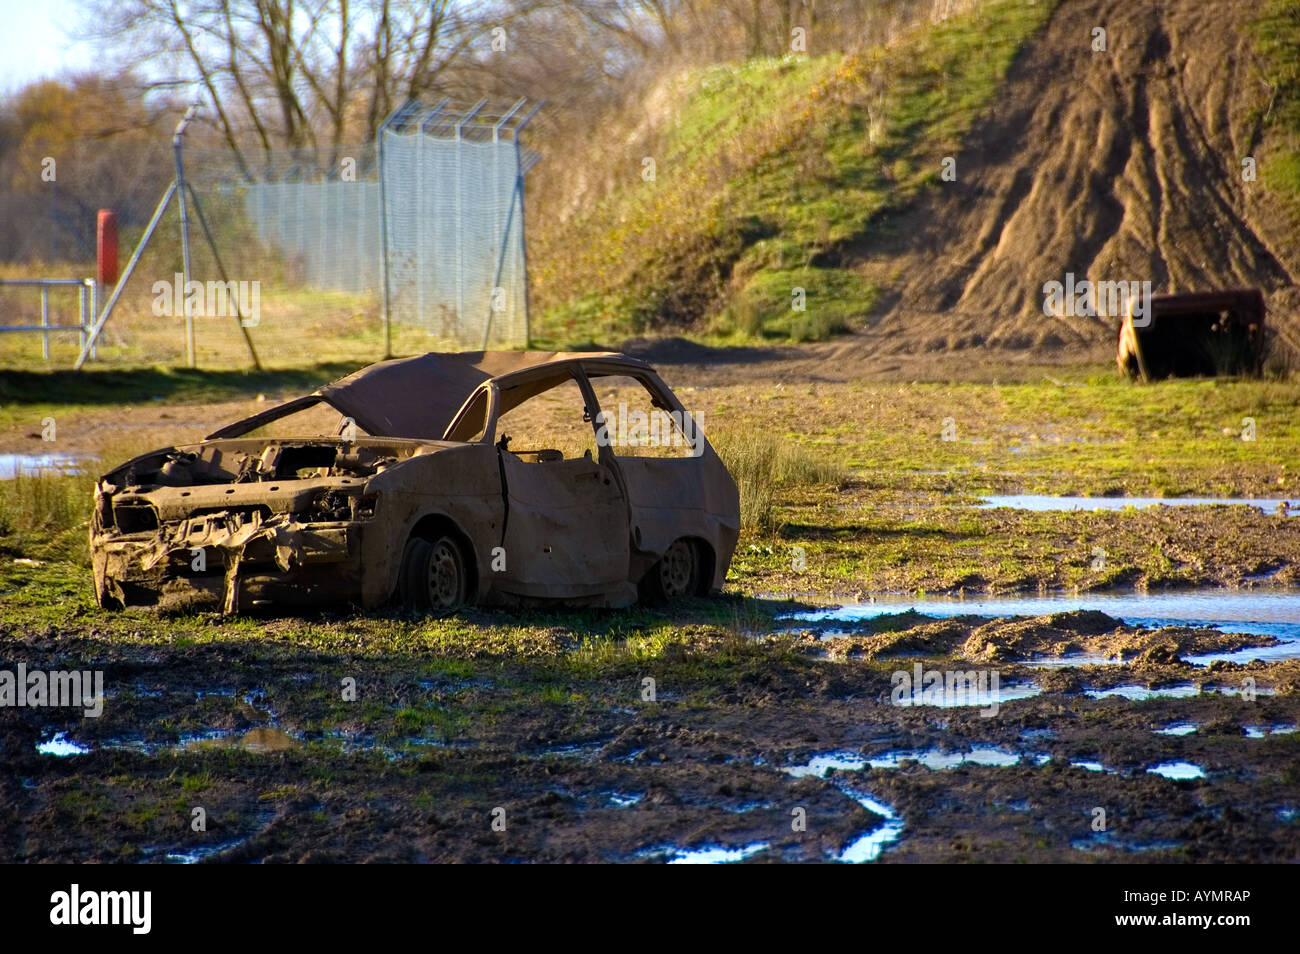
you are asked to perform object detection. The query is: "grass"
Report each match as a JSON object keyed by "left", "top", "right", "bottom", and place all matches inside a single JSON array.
[
  {"left": 8, "top": 365, "right": 1299, "bottom": 598},
  {"left": 0, "top": 469, "right": 97, "bottom": 561},
  {"left": 530, "top": 0, "right": 1057, "bottom": 347},
  {"left": 710, "top": 425, "right": 846, "bottom": 534},
  {"left": 1250, "top": 0, "right": 1300, "bottom": 208}
]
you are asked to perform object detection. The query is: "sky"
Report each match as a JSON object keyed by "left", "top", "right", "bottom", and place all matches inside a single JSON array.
[{"left": 0, "top": 0, "right": 99, "bottom": 95}]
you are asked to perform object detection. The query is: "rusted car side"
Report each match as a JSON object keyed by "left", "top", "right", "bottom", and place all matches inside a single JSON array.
[{"left": 90, "top": 351, "right": 739, "bottom": 613}]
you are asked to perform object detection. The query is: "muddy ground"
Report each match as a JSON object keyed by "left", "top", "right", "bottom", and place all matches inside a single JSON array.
[
  {"left": 2, "top": 351, "right": 1299, "bottom": 863},
  {"left": 2, "top": 587, "right": 1297, "bottom": 864}
]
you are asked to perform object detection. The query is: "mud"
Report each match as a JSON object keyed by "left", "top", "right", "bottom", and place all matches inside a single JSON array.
[
  {"left": 2, "top": 607, "right": 1295, "bottom": 863},
  {"left": 849, "top": 0, "right": 1300, "bottom": 358}
]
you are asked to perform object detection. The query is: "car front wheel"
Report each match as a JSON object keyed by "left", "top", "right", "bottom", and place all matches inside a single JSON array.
[{"left": 399, "top": 535, "right": 468, "bottom": 610}]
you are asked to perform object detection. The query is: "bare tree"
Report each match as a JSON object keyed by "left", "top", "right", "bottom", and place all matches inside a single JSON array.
[{"left": 78, "top": 0, "right": 542, "bottom": 168}]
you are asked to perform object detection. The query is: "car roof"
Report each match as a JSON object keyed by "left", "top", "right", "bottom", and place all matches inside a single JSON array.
[{"left": 209, "top": 351, "right": 654, "bottom": 440}]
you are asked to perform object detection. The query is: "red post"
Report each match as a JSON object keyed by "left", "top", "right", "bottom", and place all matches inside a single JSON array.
[{"left": 97, "top": 210, "right": 118, "bottom": 286}]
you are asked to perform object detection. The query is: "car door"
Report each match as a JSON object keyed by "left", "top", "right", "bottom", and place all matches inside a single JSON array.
[
  {"left": 586, "top": 371, "right": 714, "bottom": 557},
  {"left": 492, "top": 369, "right": 630, "bottom": 600}
]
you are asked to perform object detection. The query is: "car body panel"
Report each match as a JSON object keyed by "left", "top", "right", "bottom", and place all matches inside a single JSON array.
[{"left": 90, "top": 351, "right": 739, "bottom": 613}]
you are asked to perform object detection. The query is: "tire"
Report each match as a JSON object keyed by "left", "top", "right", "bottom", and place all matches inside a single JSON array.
[
  {"left": 399, "top": 535, "right": 468, "bottom": 610},
  {"left": 640, "top": 538, "right": 699, "bottom": 604}
]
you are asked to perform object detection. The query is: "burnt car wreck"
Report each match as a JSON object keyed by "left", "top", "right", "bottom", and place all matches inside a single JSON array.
[{"left": 91, "top": 352, "right": 740, "bottom": 614}]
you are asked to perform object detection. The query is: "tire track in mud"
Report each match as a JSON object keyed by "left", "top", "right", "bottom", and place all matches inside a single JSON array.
[{"left": 846, "top": 0, "right": 1299, "bottom": 358}]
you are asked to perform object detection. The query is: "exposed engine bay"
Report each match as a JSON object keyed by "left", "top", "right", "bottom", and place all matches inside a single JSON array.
[{"left": 92, "top": 438, "right": 435, "bottom": 612}]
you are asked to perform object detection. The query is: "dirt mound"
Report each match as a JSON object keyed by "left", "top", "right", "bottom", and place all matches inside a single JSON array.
[{"left": 851, "top": 0, "right": 1299, "bottom": 357}]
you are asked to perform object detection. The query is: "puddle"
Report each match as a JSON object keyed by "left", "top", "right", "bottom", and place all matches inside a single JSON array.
[
  {"left": 866, "top": 746, "right": 1023, "bottom": 770},
  {"left": 98, "top": 727, "right": 460, "bottom": 760},
  {"left": 893, "top": 683, "right": 1043, "bottom": 707},
  {"left": 36, "top": 731, "right": 91, "bottom": 757},
  {"left": 537, "top": 738, "right": 611, "bottom": 761},
  {"left": 665, "top": 841, "right": 769, "bottom": 864},
  {"left": 1244, "top": 724, "right": 1297, "bottom": 738},
  {"left": 1147, "top": 761, "right": 1207, "bottom": 780},
  {"left": 1082, "top": 683, "right": 1273, "bottom": 700},
  {"left": 1085, "top": 684, "right": 1200, "bottom": 700},
  {"left": 785, "top": 589, "right": 1300, "bottom": 653},
  {"left": 1071, "top": 831, "right": 1182, "bottom": 853},
  {"left": 85, "top": 727, "right": 302, "bottom": 756},
  {"left": 783, "top": 751, "right": 867, "bottom": 778},
  {"left": 1024, "top": 653, "right": 1124, "bottom": 669},
  {"left": 1184, "top": 642, "right": 1300, "bottom": 666},
  {"left": 0, "top": 453, "right": 88, "bottom": 479},
  {"left": 837, "top": 790, "right": 905, "bottom": 862},
  {"left": 785, "top": 746, "right": 1138, "bottom": 781},
  {"left": 163, "top": 839, "right": 247, "bottom": 864},
  {"left": 1155, "top": 722, "right": 1199, "bottom": 736},
  {"left": 776, "top": 752, "right": 906, "bottom": 861},
  {"left": 783, "top": 745, "right": 1025, "bottom": 775},
  {"left": 607, "top": 792, "right": 643, "bottom": 808},
  {"left": 978, "top": 494, "right": 1296, "bottom": 516}
]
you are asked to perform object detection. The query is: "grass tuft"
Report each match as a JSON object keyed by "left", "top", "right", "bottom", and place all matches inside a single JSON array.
[
  {"left": 709, "top": 427, "right": 844, "bottom": 534},
  {"left": 0, "top": 468, "right": 97, "bottom": 561}
]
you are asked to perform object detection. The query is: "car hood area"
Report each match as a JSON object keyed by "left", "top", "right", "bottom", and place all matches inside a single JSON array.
[{"left": 91, "top": 436, "right": 449, "bottom": 611}]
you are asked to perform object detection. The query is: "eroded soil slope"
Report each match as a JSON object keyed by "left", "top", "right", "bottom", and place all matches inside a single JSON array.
[{"left": 850, "top": 0, "right": 1299, "bottom": 358}]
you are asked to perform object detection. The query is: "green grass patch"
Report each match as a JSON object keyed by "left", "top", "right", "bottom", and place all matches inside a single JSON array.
[
  {"left": 0, "top": 469, "right": 96, "bottom": 561},
  {"left": 1250, "top": 0, "right": 1300, "bottom": 206},
  {"left": 531, "top": 0, "right": 1056, "bottom": 347},
  {"left": 710, "top": 426, "right": 845, "bottom": 534}
]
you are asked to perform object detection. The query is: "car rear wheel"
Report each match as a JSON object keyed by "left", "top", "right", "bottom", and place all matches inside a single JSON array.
[
  {"left": 399, "top": 535, "right": 468, "bottom": 610},
  {"left": 640, "top": 538, "right": 699, "bottom": 604}
]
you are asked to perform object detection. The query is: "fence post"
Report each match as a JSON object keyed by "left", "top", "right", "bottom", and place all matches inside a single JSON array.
[
  {"left": 173, "top": 105, "right": 199, "bottom": 368},
  {"left": 515, "top": 102, "right": 543, "bottom": 349},
  {"left": 378, "top": 109, "right": 397, "bottom": 358},
  {"left": 40, "top": 284, "right": 50, "bottom": 359}
]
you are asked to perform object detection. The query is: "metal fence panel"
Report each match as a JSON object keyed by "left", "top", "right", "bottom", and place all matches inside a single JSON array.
[
  {"left": 244, "top": 180, "right": 381, "bottom": 295},
  {"left": 231, "top": 100, "right": 538, "bottom": 348},
  {"left": 381, "top": 133, "right": 527, "bottom": 346}
]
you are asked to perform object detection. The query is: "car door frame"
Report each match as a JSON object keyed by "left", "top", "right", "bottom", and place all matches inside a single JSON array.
[
  {"left": 463, "top": 363, "right": 633, "bottom": 600},
  {"left": 583, "top": 367, "right": 730, "bottom": 576}
]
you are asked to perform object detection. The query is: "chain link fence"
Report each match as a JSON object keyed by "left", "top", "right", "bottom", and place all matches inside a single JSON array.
[
  {"left": 221, "top": 99, "right": 540, "bottom": 348},
  {"left": 379, "top": 100, "right": 540, "bottom": 348},
  {"left": 0, "top": 100, "right": 540, "bottom": 368},
  {"left": 241, "top": 153, "right": 383, "bottom": 297}
]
